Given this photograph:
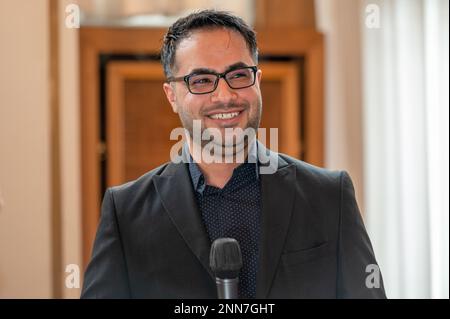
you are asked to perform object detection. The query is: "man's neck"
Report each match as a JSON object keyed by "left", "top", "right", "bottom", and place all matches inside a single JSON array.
[
  {"left": 196, "top": 161, "right": 239, "bottom": 189},
  {"left": 187, "top": 140, "right": 251, "bottom": 189}
]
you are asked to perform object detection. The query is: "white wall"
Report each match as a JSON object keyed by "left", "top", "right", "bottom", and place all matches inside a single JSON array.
[
  {"left": 362, "top": 0, "right": 449, "bottom": 299},
  {"left": 0, "top": 0, "right": 53, "bottom": 298}
]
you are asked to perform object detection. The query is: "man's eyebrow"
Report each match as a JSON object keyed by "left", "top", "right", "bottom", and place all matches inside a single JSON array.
[
  {"left": 188, "top": 62, "right": 250, "bottom": 75},
  {"left": 224, "top": 62, "right": 250, "bottom": 73}
]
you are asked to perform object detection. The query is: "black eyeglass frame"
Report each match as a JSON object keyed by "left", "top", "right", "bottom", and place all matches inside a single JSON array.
[{"left": 166, "top": 66, "right": 258, "bottom": 95}]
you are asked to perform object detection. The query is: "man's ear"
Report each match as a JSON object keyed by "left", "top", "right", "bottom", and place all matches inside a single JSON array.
[
  {"left": 256, "top": 69, "right": 262, "bottom": 85},
  {"left": 163, "top": 83, "right": 178, "bottom": 113}
]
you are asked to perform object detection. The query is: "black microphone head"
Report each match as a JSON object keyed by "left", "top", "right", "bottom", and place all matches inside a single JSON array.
[{"left": 209, "top": 238, "right": 243, "bottom": 279}]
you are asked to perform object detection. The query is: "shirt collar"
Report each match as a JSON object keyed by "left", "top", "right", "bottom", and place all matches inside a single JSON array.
[{"left": 185, "top": 139, "right": 260, "bottom": 193}]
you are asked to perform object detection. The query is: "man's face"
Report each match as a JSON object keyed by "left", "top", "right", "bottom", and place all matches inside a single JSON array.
[{"left": 163, "top": 28, "right": 262, "bottom": 148}]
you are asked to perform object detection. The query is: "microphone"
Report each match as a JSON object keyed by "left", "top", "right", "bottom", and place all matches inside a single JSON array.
[{"left": 209, "top": 238, "right": 243, "bottom": 299}]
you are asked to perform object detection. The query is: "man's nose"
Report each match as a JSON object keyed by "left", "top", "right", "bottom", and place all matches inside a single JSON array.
[{"left": 211, "top": 77, "right": 237, "bottom": 102}]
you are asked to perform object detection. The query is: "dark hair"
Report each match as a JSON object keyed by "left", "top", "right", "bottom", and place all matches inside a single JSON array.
[{"left": 160, "top": 9, "right": 258, "bottom": 78}]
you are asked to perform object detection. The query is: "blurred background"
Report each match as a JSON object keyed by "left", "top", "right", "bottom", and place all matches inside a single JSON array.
[{"left": 0, "top": 0, "right": 448, "bottom": 299}]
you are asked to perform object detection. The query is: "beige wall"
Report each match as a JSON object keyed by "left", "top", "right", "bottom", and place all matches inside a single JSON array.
[
  {"left": 0, "top": 0, "right": 53, "bottom": 298},
  {"left": 0, "top": 0, "right": 83, "bottom": 298},
  {"left": 59, "top": 0, "right": 82, "bottom": 299}
]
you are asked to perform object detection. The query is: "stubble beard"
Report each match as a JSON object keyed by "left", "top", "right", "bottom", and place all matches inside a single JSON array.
[{"left": 178, "top": 97, "right": 262, "bottom": 155}]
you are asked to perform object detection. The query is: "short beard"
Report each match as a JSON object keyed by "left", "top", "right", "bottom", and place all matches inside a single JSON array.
[{"left": 178, "top": 97, "right": 262, "bottom": 151}]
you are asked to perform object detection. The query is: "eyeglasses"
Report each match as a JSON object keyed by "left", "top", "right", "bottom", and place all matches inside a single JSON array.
[{"left": 166, "top": 66, "right": 258, "bottom": 95}]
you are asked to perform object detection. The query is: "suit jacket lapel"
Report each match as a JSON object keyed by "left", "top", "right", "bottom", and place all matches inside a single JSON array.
[
  {"left": 153, "top": 162, "right": 214, "bottom": 280},
  {"left": 256, "top": 144, "right": 297, "bottom": 298},
  {"left": 153, "top": 143, "right": 299, "bottom": 297}
]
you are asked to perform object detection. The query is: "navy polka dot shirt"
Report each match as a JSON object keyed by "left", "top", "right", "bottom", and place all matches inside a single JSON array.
[{"left": 188, "top": 159, "right": 261, "bottom": 299}]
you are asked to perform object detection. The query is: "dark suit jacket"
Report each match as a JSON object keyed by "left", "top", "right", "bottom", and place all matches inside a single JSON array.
[{"left": 81, "top": 144, "right": 386, "bottom": 298}]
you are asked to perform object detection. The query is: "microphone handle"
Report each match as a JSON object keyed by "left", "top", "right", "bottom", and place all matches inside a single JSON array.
[{"left": 216, "top": 278, "right": 239, "bottom": 299}]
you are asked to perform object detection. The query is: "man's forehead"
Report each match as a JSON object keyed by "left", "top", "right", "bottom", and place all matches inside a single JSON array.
[
  {"left": 188, "top": 62, "right": 253, "bottom": 75},
  {"left": 173, "top": 28, "right": 254, "bottom": 74},
  {"left": 178, "top": 28, "right": 244, "bottom": 47}
]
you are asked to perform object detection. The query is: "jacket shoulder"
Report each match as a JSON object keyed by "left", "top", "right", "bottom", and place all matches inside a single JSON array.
[
  {"left": 107, "top": 162, "right": 171, "bottom": 204},
  {"left": 278, "top": 153, "right": 342, "bottom": 183}
]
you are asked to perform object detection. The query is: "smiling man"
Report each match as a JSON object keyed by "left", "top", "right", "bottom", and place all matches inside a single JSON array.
[
  {"left": 163, "top": 26, "right": 263, "bottom": 187},
  {"left": 81, "top": 10, "right": 386, "bottom": 299}
]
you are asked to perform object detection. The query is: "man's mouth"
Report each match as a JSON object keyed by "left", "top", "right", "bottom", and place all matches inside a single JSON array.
[{"left": 208, "top": 111, "right": 241, "bottom": 120}]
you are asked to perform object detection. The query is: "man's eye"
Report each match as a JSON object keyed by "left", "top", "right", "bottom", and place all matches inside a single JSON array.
[
  {"left": 229, "top": 71, "right": 250, "bottom": 79},
  {"left": 191, "top": 77, "right": 213, "bottom": 85}
]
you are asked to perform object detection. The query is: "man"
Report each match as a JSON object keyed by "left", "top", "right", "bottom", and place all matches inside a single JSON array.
[{"left": 81, "top": 10, "right": 386, "bottom": 299}]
